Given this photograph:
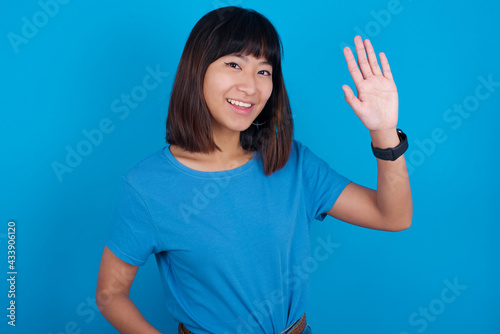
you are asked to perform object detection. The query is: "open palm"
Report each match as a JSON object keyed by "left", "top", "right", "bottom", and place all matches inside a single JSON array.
[{"left": 342, "top": 36, "right": 398, "bottom": 132}]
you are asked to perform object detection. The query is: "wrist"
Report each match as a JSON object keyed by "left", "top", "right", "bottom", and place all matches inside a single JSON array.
[
  {"left": 371, "top": 129, "right": 408, "bottom": 161},
  {"left": 370, "top": 128, "right": 399, "bottom": 149}
]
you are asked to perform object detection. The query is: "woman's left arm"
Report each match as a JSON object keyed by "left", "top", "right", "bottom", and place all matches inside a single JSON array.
[{"left": 327, "top": 36, "right": 412, "bottom": 232}]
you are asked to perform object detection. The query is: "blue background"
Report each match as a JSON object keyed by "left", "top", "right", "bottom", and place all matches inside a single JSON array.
[{"left": 1, "top": 0, "right": 499, "bottom": 333}]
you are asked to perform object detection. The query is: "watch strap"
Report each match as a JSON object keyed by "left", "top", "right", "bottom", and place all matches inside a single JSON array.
[{"left": 371, "top": 129, "right": 408, "bottom": 161}]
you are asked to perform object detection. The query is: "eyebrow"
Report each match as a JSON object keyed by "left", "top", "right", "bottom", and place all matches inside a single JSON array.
[{"left": 233, "top": 53, "right": 272, "bottom": 66}]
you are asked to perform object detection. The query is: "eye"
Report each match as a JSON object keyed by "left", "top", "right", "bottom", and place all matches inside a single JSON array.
[
  {"left": 259, "top": 70, "right": 272, "bottom": 76},
  {"left": 224, "top": 62, "right": 240, "bottom": 69}
]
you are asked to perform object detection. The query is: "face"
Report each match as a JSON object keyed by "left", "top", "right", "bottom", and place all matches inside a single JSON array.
[{"left": 203, "top": 53, "right": 273, "bottom": 136}]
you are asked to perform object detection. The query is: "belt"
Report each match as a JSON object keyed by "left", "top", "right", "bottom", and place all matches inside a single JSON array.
[{"left": 178, "top": 313, "right": 307, "bottom": 334}]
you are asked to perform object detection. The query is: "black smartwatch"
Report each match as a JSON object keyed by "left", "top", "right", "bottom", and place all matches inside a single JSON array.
[{"left": 371, "top": 129, "right": 408, "bottom": 161}]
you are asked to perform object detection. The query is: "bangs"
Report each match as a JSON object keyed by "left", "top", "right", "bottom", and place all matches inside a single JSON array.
[{"left": 210, "top": 9, "right": 282, "bottom": 68}]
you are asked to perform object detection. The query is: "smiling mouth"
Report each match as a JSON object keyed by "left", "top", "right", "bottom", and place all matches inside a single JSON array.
[{"left": 227, "top": 98, "right": 253, "bottom": 108}]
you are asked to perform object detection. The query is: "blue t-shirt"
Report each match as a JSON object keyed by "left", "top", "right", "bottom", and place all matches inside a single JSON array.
[{"left": 106, "top": 139, "right": 350, "bottom": 334}]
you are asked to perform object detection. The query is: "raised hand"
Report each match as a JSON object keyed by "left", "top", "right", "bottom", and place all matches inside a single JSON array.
[{"left": 342, "top": 36, "right": 398, "bottom": 133}]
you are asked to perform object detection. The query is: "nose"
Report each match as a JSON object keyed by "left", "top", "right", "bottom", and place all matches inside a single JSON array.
[{"left": 236, "top": 71, "right": 257, "bottom": 96}]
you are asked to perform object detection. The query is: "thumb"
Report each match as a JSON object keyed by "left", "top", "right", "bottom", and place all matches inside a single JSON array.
[{"left": 342, "top": 84, "right": 362, "bottom": 113}]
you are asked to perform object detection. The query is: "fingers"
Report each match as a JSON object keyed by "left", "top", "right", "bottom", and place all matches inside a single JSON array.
[
  {"left": 363, "top": 39, "right": 382, "bottom": 76},
  {"left": 379, "top": 52, "right": 393, "bottom": 80},
  {"left": 343, "top": 46, "right": 364, "bottom": 85},
  {"left": 354, "top": 36, "right": 373, "bottom": 79},
  {"left": 347, "top": 36, "right": 385, "bottom": 80}
]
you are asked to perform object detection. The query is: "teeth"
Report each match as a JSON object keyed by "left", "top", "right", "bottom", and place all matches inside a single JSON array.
[{"left": 227, "top": 99, "right": 252, "bottom": 108}]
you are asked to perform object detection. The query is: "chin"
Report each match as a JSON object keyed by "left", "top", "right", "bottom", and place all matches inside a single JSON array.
[
  {"left": 233, "top": 123, "right": 254, "bottom": 133},
  {"left": 219, "top": 119, "right": 254, "bottom": 133},
  {"left": 211, "top": 113, "right": 257, "bottom": 134}
]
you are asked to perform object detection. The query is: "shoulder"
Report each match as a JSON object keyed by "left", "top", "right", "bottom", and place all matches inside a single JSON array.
[
  {"left": 120, "top": 147, "right": 171, "bottom": 186},
  {"left": 290, "top": 139, "right": 308, "bottom": 154},
  {"left": 287, "top": 139, "right": 343, "bottom": 175},
  {"left": 273, "top": 139, "right": 324, "bottom": 176},
  {"left": 284, "top": 139, "right": 305, "bottom": 161},
  {"left": 288, "top": 139, "right": 320, "bottom": 164}
]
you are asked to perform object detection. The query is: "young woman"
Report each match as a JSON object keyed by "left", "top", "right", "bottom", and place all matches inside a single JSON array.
[{"left": 96, "top": 6, "right": 412, "bottom": 334}]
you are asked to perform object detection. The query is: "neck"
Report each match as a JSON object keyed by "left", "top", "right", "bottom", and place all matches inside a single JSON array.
[
  {"left": 208, "top": 116, "right": 251, "bottom": 158},
  {"left": 169, "top": 123, "right": 254, "bottom": 172},
  {"left": 212, "top": 130, "right": 244, "bottom": 157},
  {"left": 200, "top": 125, "right": 254, "bottom": 171}
]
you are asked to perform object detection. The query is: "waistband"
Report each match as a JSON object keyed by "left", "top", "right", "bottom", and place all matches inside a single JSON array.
[
  {"left": 279, "top": 313, "right": 307, "bottom": 334},
  {"left": 178, "top": 313, "right": 307, "bottom": 334}
]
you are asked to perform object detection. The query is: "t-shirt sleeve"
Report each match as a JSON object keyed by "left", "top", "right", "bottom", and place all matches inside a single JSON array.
[
  {"left": 300, "top": 143, "right": 351, "bottom": 221},
  {"left": 105, "top": 176, "right": 160, "bottom": 266}
]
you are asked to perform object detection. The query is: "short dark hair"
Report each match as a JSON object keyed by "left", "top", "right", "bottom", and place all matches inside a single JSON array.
[{"left": 166, "top": 6, "right": 293, "bottom": 176}]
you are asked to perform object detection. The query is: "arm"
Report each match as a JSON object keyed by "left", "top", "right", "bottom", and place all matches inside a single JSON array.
[
  {"left": 96, "top": 246, "right": 162, "bottom": 334},
  {"left": 327, "top": 36, "right": 412, "bottom": 232}
]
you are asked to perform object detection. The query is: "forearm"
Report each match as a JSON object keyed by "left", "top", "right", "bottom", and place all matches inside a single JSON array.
[
  {"left": 97, "top": 292, "right": 162, "bottom": 334},
  {"left": 371, "top": 128, "right": 413, "bottom": 230}
]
